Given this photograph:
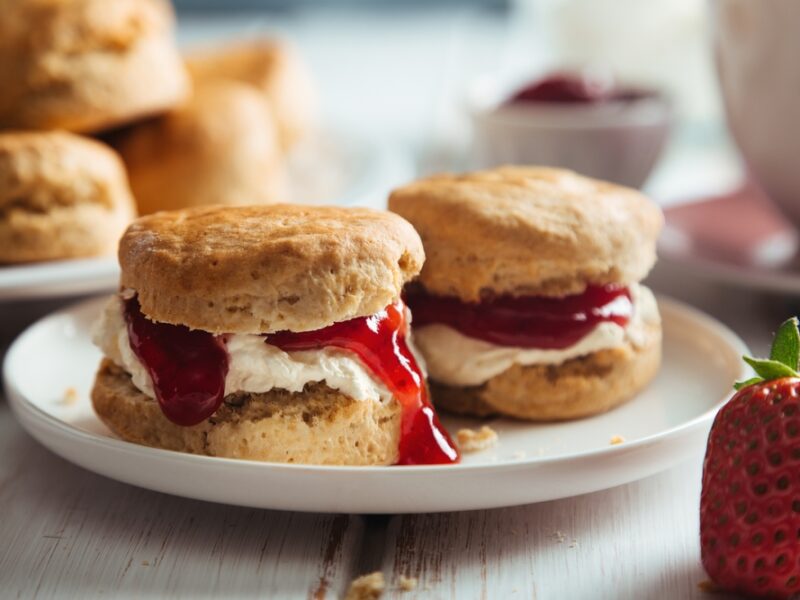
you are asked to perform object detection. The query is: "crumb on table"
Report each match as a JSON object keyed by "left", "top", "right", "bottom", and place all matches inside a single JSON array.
[
  {"left": 697, "top": 580, "right": 723, "bottom": 594},
  {"left": 550, "top": 530, "right": 566, "bottom": 543},
  {"left": 397, "top": 575, "right": 417, "bottom": 591},
  {"left": 609, "top": 435, "right": 625, "bottom": 445},
  {"left": 344, "top": 571, "right": 385, "bottom": 600},
  {"left": 456, "top": 425, "right": 498, "bottom": 453}
]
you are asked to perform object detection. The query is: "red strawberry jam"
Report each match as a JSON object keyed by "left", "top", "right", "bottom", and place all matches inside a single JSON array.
[
  {"left": 406, "top": 284, "right": 633, "bottom": 349},
  {"left": 123, "top": 296, "right": 458, "bottom": 466},
  {"left": 508, "top": 72, "right": 651, "bottom": 105},
  {"left": 266, "top": 300, "right": 459, "bottom": 465},
  {"left": 124, "top": 296, "right": 229, "bottom": 427}
]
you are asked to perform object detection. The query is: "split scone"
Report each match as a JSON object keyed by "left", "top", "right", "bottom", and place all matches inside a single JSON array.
[
  {"left": 185, "top": 39, "right": 316, "bottom": 150},
  {"left": 0, "top": 131, "right": 136, "bottom": 264},
  {"left": 389, "top": 166, "right": 664, "bottom": 421},
  {"left": 0, "top": 0, "right": 189, "bottom": 133},
  {"left": 109, "top": 81, "right": 287, "bottom": 215},
  {"left": 91, "top": 205, "right": 458, "bottom": 466}
]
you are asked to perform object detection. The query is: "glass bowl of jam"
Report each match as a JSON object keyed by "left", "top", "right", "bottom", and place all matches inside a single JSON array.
[{"left": 469, "top": 71, "right": 672, "bottom": 188}]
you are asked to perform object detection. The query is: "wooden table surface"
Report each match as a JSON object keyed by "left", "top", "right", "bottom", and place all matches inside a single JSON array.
[{"left": 0, "top": 264, "right": 790, "bottom": 600}]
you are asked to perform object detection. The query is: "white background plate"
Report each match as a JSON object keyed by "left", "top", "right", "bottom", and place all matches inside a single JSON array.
[
  {"left": 0, "top": 257, "right": 119, "bottom": 302},
  {"left": 4, "top": 295, "right": 747, "bottom": 513}
]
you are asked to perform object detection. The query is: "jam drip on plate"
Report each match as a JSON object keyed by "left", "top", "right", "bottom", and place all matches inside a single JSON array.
[
  {"left": 266, "top": 300, "right": 459, "bottom": 466},
  {"left": 124, "top": 297, "right": 229, "bottom": 427},
  {"left": 406, "top": 284, "right": 633, "bottom": 350}
]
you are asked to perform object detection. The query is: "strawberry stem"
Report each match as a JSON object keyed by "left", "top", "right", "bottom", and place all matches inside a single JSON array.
[{"left": 735, "top": 317, "right": 800, "bottom": 390}]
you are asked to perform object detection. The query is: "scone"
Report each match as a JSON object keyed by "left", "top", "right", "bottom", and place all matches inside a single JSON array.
[
  {"left": 185, "top": 39, "right": 316, "bottom": 149},
  {"left": 0, "top": 132, "right": 136, "bottom": 264},
  {"left": 91, "top": 205, "right": 458, "bottom": 466},
  {"left": 0, "top": 0, "right": 189, "bottom": 133},
  {"left": 388, "top": 166, "right": 664, "bottom": 421},
  {"left": 109, "top": 81, "right": 287, "bottom": 215}
]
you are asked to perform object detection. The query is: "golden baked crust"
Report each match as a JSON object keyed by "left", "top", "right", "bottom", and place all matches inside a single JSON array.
[
  {"left": 119, "top": 204, "right": 424, "bottom": 333},
  {"left": 110, "top": 81, "right": 286, "bottom": 215},
  {"left": 430, "top": 323, "right": 661, "bottom": 420},
  {"left": 388, "top": 166, "right": 664, "bottom": 300},
  {"left": 185, "top": 39, "right": 316, "bottom": 149},
  {"left": 92, "top": 359, "right": 401, "bottom": 465},
  {"left": 0, "top": 0, "right": 189, "bottom": 133},
  {"left": 0, "top": 131, "right": 136, "bottom": 263}
]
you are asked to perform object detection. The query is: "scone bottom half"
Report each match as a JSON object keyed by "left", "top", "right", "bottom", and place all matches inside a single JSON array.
[
  {"left": 92, "top": 205, "right": 458, "bottom": 466},
  {"left": 392, "top": 166, "right": 664, "bottom": 421}
]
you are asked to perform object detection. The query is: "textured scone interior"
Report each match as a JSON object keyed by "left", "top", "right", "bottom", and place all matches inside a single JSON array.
[
  {"left": 119, "top": 204, "right": 424, "bottom": 334},
  {"left": 430, "top": 322, "right": 662, "bottom": 421},
  {"left": 389, "top": 166, "right": 664, "bottom": 300},
  {"left": 92, "top": 360, "right": 402, "bottom": 466}
]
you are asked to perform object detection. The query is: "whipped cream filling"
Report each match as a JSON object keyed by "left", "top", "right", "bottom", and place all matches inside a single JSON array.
[
  {"left": 413, "top": 284, "right": 661, "bottom": 387},
  {"left": 92, "top": 296, "right": 396, "bottom": 404}
]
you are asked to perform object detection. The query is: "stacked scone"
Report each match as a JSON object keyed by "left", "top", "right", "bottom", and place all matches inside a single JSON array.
[
  {"left": 0, "top": 132, "right": 135, "bottom": 264},
  {"left": 0, "top": 0, "right": 189, "bottom": 133},
  {"left": 0, "top": 0, "right": 190, "bottom": 263},
  {"left": 0, "top": 0, "right": 318, "bottom": 264},
  {"left": 110, "top": 38, "right": 317, "bottom": 215},
  {"left": 92, "top": 205, "right": 458, "bottom": 466},
  {"left": 389, "top": 166, "right": 663, "bottom": 420}
]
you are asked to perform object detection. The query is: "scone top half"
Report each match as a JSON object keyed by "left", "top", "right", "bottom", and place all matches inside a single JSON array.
[
  {"left": 118, "top": 204, "right": 422, "bottom": 333},
  {"left": 388, "top": 166, "right": 663, "bottom": 301},
  {"left": 93, "top": 204, "right": 458, "bottom": 466},
  {"left": 388, "top": 166, "right": 665, "bottom": 420}
]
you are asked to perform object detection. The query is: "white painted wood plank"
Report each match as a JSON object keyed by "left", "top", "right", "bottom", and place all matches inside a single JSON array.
[
  {"left": 376, "top": 461, "right": 737, "bottom": 600},
  {"left": 0, "top": 402, "right": 362, "bottom": 600}
]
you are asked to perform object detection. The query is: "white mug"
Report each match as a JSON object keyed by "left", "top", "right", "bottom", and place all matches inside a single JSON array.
[{"left": 712, "top": 0, "right": 800, "bottom": 226}]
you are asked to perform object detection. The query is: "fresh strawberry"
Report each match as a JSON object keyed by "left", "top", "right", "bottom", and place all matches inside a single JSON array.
[{"left": 701, "top": 317, "right": 800, "bottom": 598}]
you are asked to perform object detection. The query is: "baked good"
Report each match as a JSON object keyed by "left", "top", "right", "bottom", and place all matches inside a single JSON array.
[
  {"left": 110, "top": 81, "right": 287, "bottom": 215},
  {"left": 0, "top": 0, "right": 189, "bottom": 133},
  {"left": 389, "top": 166, "right": 664, "bottom": 420},
  {"left": 0, "top": 131, "right": 136, "bottom": 264},
  {"left": 91, "top": 204, "right": 458, "bottom": 466},
  {"left": 185, "top": 39, "right": 316, "bottom": 149}
]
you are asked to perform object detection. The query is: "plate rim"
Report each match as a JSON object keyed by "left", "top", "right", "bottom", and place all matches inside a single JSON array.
[{"left": 3, "top": 294, "right": 749, "bottom": 476}]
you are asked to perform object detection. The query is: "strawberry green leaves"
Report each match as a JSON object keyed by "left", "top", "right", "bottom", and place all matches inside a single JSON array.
[
  {"left": 770, "top": 316, "right": 800, "bottom": 368},
  {"left": 735, "top": 317, "right": 800, "bottom": 390}
]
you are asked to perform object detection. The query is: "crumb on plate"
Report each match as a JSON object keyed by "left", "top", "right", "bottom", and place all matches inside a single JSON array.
[
  {"left": 456, "top": 426, "right": 498, "bottom": 452},
  {"left": 345, "top": 571, "right": 385, "bottom": 600},
  {"left": 610, "top": 435, "right": 625, "bottom": 445},
  {"left": 62, "top": 387, "right": 79, "bottom": 406}
]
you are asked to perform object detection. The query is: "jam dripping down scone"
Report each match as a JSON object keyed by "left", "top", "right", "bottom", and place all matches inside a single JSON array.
[{"left": 91, "top": 204, "right": 458, "bottom": 466}]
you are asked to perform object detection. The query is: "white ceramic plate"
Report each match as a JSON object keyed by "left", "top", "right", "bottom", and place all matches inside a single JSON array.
[
  {"left": 0, "top": 257, "right": 120, "bottom": 302},
  {"left": 0, "top": 134, "right": 411, "bottom": 302},
  {"left": 4, "top": 295, "right": 747, "bottom": 513}
]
